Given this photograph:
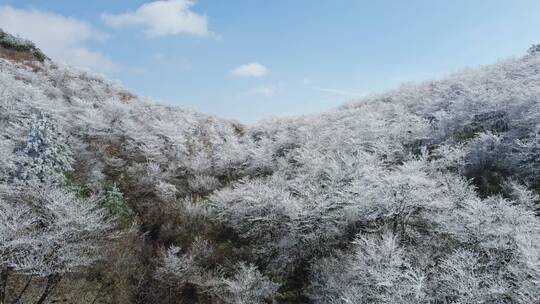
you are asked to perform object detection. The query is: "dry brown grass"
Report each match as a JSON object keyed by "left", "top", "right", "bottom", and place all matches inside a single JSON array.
[
  {"left": 118, "top": 91, "right": 136, "bottom": 104},
  {"left": 0, "top": 47, "right": 44, "bottom": 72},
  {"left": 3, "top": 273, "right": 100, "bottom": 304}
]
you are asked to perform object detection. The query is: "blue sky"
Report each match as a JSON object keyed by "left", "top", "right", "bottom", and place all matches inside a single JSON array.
[{"left": 1, "top": 0, "right": 539, "bottom": 122}]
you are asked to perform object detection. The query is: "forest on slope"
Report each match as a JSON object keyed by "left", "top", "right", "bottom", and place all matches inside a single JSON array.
[{"left": 0, "top": 30, "right": 539, "bottom": 303}]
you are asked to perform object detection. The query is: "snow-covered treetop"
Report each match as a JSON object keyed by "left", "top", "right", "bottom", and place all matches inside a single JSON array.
[{"left": 528, "top": 44, "right": 540, "bottom": 55}]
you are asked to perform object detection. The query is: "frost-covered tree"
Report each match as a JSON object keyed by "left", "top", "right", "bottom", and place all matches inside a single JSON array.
[
  {"left": 0, "top": 184, "right": 112, "bottom": 303},
  {"left": 432, "top": 195, "right": 540, "bottom": 303},
  {"left": 0, "top": 194, "right": 34, "bottom": 303},
  {"left": 514, "top": 133, "right": 540, "bottom": 187},
  {"left": 14, "top": 112, "right": 73, "bottom": 185},
  {"left": 435, "top": 249, "right": 507, "bottom": 303},
  {"left": 156, "top": 246, "right": 202, "bottom": 287},
  {"left": 504, "top": 179, "right": 539, "bottom": 211},
  {"left": 215, "top": 263, "right": 279, "bottom": 304},
  {"left": 309, "top": 233, "right": 426, "bottom": 304}
]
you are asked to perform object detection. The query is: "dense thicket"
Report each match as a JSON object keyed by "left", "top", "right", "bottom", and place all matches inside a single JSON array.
[{"left": 0, "top": 30, "right": 539, "bottom": 303}]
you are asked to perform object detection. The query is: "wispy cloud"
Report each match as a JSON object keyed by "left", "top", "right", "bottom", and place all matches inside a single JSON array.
[
  {"left": 0, "top": 5, "right": 116, "bottom": 73},
  {"left": 249, "top": 85, "right": 276, "bottom": 97},
  {"left": 308, "top": 86, "right": 363, "bottom": 97},
  {"left": 231, "top": 63, "right": 269, "bottom": 77},
  {"left": 102, "top": 0, "right": 213, "bottom": 38}
]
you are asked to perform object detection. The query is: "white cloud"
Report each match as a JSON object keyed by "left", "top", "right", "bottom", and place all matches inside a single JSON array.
[
  {"left": 68, "top": 48, "right": 116, "bottom": 72},
  {"left": 231, "top": 63, "right": 269, "bottom": 77},
  {"left": 102, "top": 0, "right": 211, "bottom": 37},
  {"left": 250, "top": 86, "right": 276, "bottom": 97},
  {"left": 0, "top": 6, "right": 115, "bottom": 73}
]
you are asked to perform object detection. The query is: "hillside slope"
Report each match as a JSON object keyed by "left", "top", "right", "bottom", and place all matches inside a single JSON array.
[{"left": 1, "top": 30, "right": 539, "bottom": 303}]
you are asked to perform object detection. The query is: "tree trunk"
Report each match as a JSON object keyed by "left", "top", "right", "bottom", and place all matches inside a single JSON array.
[
  {"left": 34, "top": 274, "right": 61, "bottom": 304},
  {"left": 11, "top": 275, "right": 33, "bottom": 304},
  {"left": 0, "top": 267, "right": 10, "bottom": 304}
]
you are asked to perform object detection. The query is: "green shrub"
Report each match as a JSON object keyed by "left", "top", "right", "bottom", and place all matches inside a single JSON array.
[
  {"left": 0, "top": 29, "right": 48, "bottom": 62},
  {"left": 103, "top": 183, "right": 135, "bottom": 229}
]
